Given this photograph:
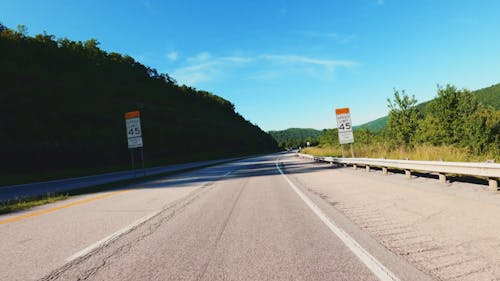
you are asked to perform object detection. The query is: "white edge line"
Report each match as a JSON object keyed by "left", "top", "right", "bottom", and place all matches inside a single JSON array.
[
  {"left": 66, "top": 211, "right": 159, "bottom": 262},
  {"left": 275, "top": 158, "right": 400, "bottom": 281},
  {"left": 65, "top": 170, "right": 233, "bottom": 263}
]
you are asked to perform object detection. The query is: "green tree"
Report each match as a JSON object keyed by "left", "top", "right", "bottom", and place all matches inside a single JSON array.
[
  {"left": 16, "top": 24, "right": 28, "bottom": 36},
  {"left": 414, "top": 115, "right": 447, "bottom": 145},
  {"left": 34, "top": 32, "right": 57, "bottom": 47},
  {"left": 354, "top": 128, "right": 375, "bottom": 145},
  {"left": 464, "top": 107, "right": 500, "bottom": 154},
  {"left": 387, "top": 89, "right": 421, "bottom": 146},
  {"left": 268, "top": 128, "right": 321, "bottom": 148},
  {"left": 414, "top": 84, "right": 500, "bottom": 155},
  {"left": 317, "top": 129, "right": 339, "bottom": 146},
  {"left": 418, "top": 85, "right": 480, "bottom": 145},
  {"left": 83, "top": 38, "right": 100, "bottom": 49},
  {"left": 0, "top": 22, "right": 7, "bottom": 33}
]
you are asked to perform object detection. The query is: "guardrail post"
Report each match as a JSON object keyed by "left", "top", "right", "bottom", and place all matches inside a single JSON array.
[
  {"left": 298, "top": 153, "right": 500, "bottom": 190},
  {"left": 488, "top": 178, "right": 498, "bottom": 192},
  {"left": 438, "top": 173, "right": 447, "bottom": 184}
]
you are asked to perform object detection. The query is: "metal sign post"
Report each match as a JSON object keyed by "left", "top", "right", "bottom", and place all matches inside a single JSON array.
[
  {"left": 335, "top": 107, "right": 355, "bottom": 158},
  {"left": 140, "top": 147, "right": 145, "bottom": 176},
  {"left": 130, "top": 149, "right": 136, "bottom": 177},
  {"left": 125, "top": 111, "right": 144, "bottom": 177}
]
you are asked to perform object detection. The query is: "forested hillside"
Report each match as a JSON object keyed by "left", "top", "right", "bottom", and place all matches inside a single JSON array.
[
  {"left": 268, "top": 128, "right": 321, "bottom": 148},
  {"left": 357, "top": 83, "right": 500, "bottom": 131},
  {"left": 270, "top": 82, "right": 500, "bottom": 149},
  {"left": 304, "top": 85, "right": 499, "bottom": 162},
  {"left": 0, "top": 25, "right": 277, "bottom": 183},
  {"left": 474, "top": 83, "right": 500, "bottom": 110}
]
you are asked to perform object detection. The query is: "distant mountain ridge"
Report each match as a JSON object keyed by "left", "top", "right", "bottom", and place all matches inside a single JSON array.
[
  {"left": 268, "top": 128, "right": 321, "bottom": 148},
  {"left": 357, "top": 83, "right": 500, "bottom": 131}
]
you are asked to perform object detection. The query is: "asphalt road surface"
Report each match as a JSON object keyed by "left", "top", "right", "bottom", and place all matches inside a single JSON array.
[{"left": 0, "top": 153, "right": 433, "bottom": 281}]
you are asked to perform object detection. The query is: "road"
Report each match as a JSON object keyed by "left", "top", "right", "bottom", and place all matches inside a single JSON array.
[{"left": 1, "top": 153, "right": 446, "bottom": 280}]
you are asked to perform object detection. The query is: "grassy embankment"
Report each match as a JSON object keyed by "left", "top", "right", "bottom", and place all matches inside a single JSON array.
[
  {"left": 302, "top": 144, "right": 499, "bottom": 162},
  {"left": 0, "top": 195, "right": 68, "bottom": 215}
]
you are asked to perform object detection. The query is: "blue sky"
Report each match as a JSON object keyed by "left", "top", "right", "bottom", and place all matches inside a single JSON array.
[{"left": 1, "top": 0, "right": 499, "bottom": 131}]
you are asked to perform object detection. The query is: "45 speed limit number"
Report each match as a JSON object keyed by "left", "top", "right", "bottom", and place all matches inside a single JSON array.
[
  {"left": 337, "top": 116, "right": 352, "bottom": 131},
  {"left": 126, "top": 118, "right": 142, "bottom": 138}
]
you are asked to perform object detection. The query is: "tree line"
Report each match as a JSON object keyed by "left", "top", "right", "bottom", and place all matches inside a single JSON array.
[
  {"left": 0, "top": 24, "right": 277, "bottom": 183},
  {"left": 386, "top": 85, "right": 499, "bottom": 156},
  {"left": 307, "top": 85, "right": 499, "bottom": 161},
  {"left": 268, "top": 128, "right": 320, "bottom": 148}
]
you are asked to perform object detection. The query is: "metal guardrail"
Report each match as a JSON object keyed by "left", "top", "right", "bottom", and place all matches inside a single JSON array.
[
  {"left": 297, "top": 153, "right": 500, "bottom": 191},
  {"left": 0, "top": 156, "right": 244, "bottom": 202}
]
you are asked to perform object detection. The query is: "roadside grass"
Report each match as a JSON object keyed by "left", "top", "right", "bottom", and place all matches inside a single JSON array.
[
  {"left": 0, "top": 194, "right": 68, "bottom": 215},
  {"left": 302, "top": 146, "right": 343, "bottom": 157},
  {"left": 302, "top": 144, "right": 498, "bottom": 162}
]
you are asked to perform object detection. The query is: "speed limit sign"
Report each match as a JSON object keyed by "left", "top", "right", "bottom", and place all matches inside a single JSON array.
[
  {"left": 125, "top": 111, "right": 143, "bottom": 148},
  {"left": 335, "top": 107, "right": 354, "bottom": 144}
]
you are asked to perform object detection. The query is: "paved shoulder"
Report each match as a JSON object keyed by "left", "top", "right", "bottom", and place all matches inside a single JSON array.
[{"left": 285, "top": 154, "right": 500, "bottom": 281}]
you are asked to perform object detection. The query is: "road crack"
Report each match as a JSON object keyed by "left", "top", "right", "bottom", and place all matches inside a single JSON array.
[
  {"left": 39, "top": 184, "right": 215, "bottom": 281},
  {"left": 195, "top": 177, "right": 249, "bottom": 281}
]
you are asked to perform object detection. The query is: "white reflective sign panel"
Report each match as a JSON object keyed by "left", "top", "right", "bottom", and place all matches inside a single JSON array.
[
  {"left": 126, "top": 117, "right": 142, "bottom": 139},
  {"left": 127, "top": 137, "right": 143, "bottom": 149},
  {"left": 335, "top": 108, "right": 354, "bottom": 144}
]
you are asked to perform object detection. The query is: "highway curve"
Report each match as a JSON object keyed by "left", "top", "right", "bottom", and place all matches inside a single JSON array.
[{"left": 1, "top": 153, "right": 434, "bottom": 281}]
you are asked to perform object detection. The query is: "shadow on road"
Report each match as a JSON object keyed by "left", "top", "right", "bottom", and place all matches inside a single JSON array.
[{"left": 2, "top": 153, "right": 491, "bottom": 215}]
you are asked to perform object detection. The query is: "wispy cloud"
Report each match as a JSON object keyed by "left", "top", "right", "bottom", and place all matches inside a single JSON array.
[
  {"left": 221, "top": 56, "right": 254, "bottom": 63},
  {"left": 302, "top": 31, "right": 339, "bottom": 39},
  {"left": 166, "top": 51, "right": 179, "bottom": 61},
  {"left": 301, "top": 31, "right": 358, "bottom": 44},
  {"left": 260, "top": 54, "right": 355, "bottom": 71},
  {"left": 377, "top": 0, "right": 385, "bottom": 5},
  {"left": 171, "top": 63, "right": 215, "bottom": 85},
  {"left": 187, "top": 52, "right": 211, "bottom": 63},
  {"left": 171, "top": 52, "right": 252, "bottom": 85},
  {"left": 169, "top": 52, "right": 356, "bottom": 86},
  {"left": 339, "top": 34, "right": 357, "bottom": 44}
]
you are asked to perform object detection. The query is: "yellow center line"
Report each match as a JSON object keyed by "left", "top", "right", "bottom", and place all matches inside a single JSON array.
[{"left": 0, "top": 190, "right": 130, "bottom": 225}]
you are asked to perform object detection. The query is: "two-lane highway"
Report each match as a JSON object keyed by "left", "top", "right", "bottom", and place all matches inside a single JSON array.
[{"left": 0, "top": 153, "right": 430, "bottom": 281}]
